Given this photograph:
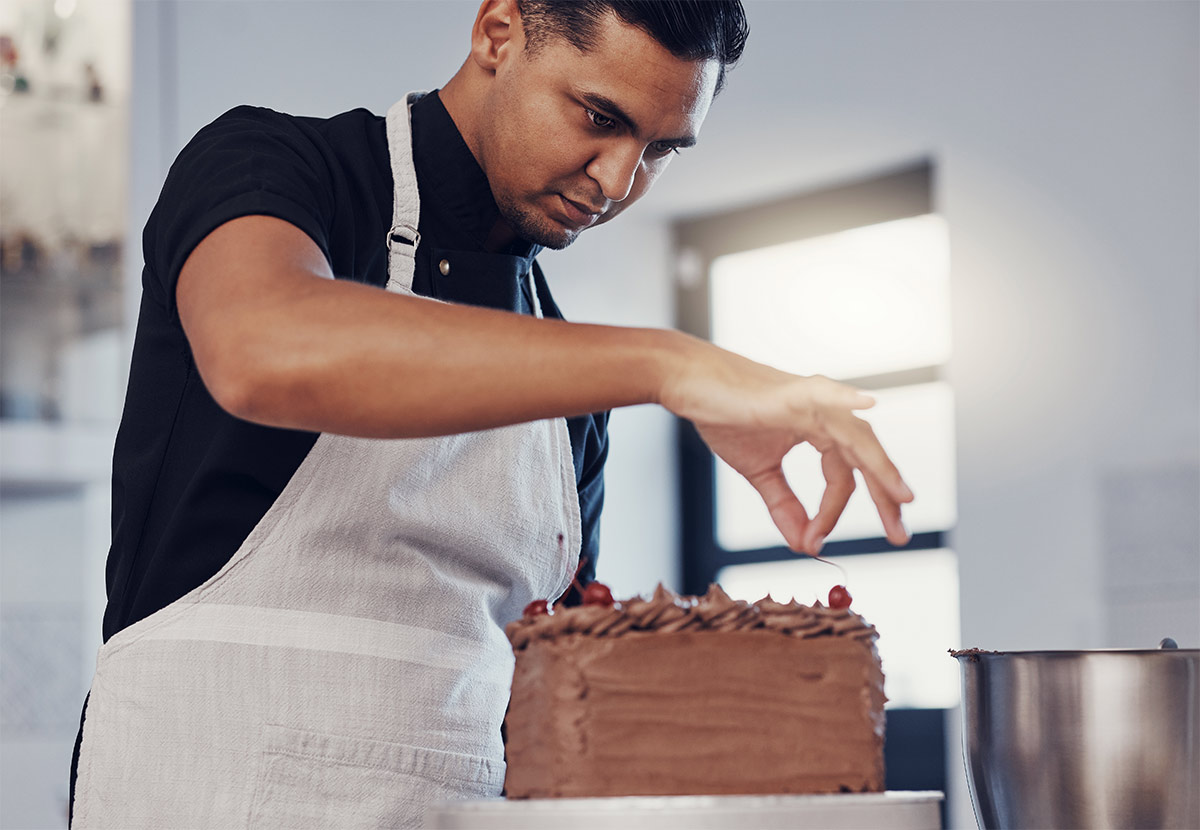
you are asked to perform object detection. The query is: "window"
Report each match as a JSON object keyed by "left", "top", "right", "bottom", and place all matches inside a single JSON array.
[{"left": 708, "top": 213, "right": 956, "bottom": 556}]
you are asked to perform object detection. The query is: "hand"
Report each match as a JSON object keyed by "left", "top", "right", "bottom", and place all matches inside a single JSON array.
[{"left": 661, "top": 339, "right": 913, "bottom": 556}]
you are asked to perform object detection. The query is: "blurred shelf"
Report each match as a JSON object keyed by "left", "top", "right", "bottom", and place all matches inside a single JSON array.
[{"left": 0, "top": 420, "right": 115, "bottom": 495}]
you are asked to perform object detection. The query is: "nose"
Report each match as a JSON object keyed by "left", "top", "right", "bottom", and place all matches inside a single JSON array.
[{"left": 585, "top": 143, "right": 643, "bottom": 204}]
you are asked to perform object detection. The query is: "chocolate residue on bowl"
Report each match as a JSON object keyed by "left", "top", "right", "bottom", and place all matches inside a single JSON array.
[{"left": 949, "top": 647, "right": 1004, "bottom": 662}]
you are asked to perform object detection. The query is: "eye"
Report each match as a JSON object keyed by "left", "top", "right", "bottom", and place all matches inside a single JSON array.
[
  {"left": 648, "top": 141, "right": 680, "bottom": 158},
  {"left": 585, "top": 109, "right": 616, "bottom": 130}
]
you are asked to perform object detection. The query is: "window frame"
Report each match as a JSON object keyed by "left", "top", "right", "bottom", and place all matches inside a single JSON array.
[{"left": 671, "top": 160, "right": 945, "bottom": 595}]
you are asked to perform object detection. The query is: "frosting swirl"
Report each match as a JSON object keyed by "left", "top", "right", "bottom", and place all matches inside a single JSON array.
[{"left": 506, "top": 583, "right": 878, "bottom": 650}]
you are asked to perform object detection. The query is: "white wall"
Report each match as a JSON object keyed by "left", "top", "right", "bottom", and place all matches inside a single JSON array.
[{"left": 119, "top": 2, "right": 1197, "bottom": 828}]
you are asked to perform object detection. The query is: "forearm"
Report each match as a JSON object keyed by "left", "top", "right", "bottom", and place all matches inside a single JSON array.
[{"left": 203, "top": 272, "right": 687, "bottom": 438}]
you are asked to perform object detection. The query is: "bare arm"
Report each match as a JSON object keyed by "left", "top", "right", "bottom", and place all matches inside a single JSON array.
[
  {"left": 178, "top": 215, "right": 912, "bottom": 554},
  {"left": 178, "top": 215, "right": 668, "bottom": 437}
]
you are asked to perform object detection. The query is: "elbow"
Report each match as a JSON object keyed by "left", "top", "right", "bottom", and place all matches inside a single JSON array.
[
  {"left": 199, "top": 354, "right": 259, "bottom": 422},
  {"left": 195, "top": 344, "right": 282, "bottom": 425},
  {"left": 186, "top": 309, "right": 317, "bottom": 429}
]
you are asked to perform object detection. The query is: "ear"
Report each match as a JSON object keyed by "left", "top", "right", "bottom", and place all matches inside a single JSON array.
[{"left": 469, "top": 0, "right": 524, "bottom": 73}]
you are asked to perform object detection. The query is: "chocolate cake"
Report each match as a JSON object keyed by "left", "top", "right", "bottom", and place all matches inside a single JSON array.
[{"left": 503, "top": 584, "right": 886, "bottom": 798}]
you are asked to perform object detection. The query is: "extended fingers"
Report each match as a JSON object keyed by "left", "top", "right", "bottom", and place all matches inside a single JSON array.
[
  {"left": 826, "top": 412, "right": 913, "bottom": 505},
  {"left": 860, "top": 467, "right": 910, "bottom": 547},
  {"left": 820, "top": 411, "right": 913, "bottom": 546}
]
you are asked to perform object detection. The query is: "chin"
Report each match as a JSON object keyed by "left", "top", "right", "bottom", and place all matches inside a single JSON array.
[
  {"left": 533, "top": 228, "right": 580, "bottom": 251},
  {"left": 499, "top": 198, "right": 582, "bottom": 251}
]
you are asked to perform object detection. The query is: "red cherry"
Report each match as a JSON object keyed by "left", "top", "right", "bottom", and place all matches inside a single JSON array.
[
  {"left": 581, "top": 581, "right": 615, "bottom": 607},
  {"left": 524, "top": 599, "right": 551, "bottom": 617},
  {"left": 828, "top": 585, "right": 852, "bottom": 609}
]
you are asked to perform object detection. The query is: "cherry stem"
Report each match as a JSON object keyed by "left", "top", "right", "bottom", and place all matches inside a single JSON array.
[{"left": 814, "top": 555, "right": 848, "bottom": 586}]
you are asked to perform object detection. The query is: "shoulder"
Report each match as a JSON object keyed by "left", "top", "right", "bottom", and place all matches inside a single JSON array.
[
  {"left": 142, "top": 105, "right": 387, "bottom": 314},
  {"left": 188, "top": 105, "right": 306, "bottom": 147},
  {"left": 173, "top": 105, "right": 389, "bottom": 204},
  {"left": 203, "top": 103, "right": 382, "bottom": 129},
  {"left": 157, "top": 103, "right": 388, "bottom": 210},
  {"left": 183, "top": 105, "right": 383, "bottom": 157}
]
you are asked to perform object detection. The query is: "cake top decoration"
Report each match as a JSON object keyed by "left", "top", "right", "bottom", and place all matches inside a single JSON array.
[{"left": 506, "top": 582, "right": 877, "bottom": 650}]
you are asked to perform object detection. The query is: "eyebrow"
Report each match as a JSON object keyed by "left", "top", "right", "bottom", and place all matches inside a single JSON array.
[{"left": 580, "top": 91, "right": 698, "bottom": 149}]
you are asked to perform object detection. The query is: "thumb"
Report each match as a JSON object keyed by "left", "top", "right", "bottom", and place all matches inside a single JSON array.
[{"left": 745, "top": 466, "right": 812, "bottom": 554}]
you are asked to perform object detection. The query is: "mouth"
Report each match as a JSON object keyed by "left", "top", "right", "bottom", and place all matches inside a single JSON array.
[{"left": 556, "top": 195, "right": 603, "bottom": 229}]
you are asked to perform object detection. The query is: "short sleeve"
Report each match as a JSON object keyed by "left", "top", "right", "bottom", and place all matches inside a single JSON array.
[{"left": 142, "top": 106, "right": 338, "bottom": 320}]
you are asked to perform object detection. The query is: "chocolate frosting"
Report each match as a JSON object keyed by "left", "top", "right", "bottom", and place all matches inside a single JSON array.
[{"left": 506, "top": 583, "right": 878, "bottom": 650}]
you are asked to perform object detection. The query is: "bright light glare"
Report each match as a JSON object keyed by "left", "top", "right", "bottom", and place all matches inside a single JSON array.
[
  {"left": 717, "top": 549, "right": 962, "bottom": 709},
  {"left": 716, "top": 382, "right": 957, "bottom": 550},
  {"left": 710, "top": 214, "right": 951, "bottom": 381},
  {"left": 54, "top": 0, "right": 78, "bottom": 20}
]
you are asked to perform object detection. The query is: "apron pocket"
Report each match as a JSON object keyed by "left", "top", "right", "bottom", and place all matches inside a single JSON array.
[{"left": 247, "top": 724, "right": 504, "bottom": 829}]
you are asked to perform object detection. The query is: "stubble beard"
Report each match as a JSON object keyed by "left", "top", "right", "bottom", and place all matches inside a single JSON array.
[{"left": 495, "top": 192, "right": 582, "bottom": 251}]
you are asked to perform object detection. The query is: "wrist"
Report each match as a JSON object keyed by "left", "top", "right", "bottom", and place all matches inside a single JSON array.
[{"left": 640, "top": 327, "right": 701, "bottom": 412}]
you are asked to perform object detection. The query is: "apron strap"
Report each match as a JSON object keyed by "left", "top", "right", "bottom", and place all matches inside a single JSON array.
[
  {"left": 385, "top": 93, "right": 424, "bottom": 294},
  {"left": 527, "top": 271, "right": 544, "bottom": 320}
]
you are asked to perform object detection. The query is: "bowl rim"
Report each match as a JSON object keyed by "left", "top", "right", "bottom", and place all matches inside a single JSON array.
[{"left": 951, "top": 647, "right": 1200, "bottom": 659}]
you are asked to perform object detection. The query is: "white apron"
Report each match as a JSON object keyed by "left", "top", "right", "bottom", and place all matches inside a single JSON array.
[{"left": 72, "top": 93, "right": 581, "bottom": 828}]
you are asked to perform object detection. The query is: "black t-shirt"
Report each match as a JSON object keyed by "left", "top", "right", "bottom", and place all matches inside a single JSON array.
[{"left": 102, "top": 91, "right": 608, "bottom": 642}]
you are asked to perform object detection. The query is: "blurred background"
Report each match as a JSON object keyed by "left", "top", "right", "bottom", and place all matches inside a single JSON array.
[{"left": 0, "top": 1, "right": 1196, "bottom": 827}]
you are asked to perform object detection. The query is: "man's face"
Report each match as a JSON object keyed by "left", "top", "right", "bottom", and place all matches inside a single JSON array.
[{"left": 476, "top": 12, "right": 719, "bottom": 250}]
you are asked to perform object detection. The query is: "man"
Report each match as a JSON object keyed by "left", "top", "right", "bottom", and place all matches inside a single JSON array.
[{"left": 72, "top": 1, "right": 912, "bottom": 826}]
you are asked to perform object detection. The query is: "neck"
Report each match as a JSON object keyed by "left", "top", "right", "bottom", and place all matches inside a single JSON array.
[
  {"left": 439, "top": 68, "right": 519, "bottom": 254},
  {"left": 439, "top": 65, "right": 483, "bottom": 173},
  {"left": 485, "top": 219, "right": 519, "bottom": 253}
]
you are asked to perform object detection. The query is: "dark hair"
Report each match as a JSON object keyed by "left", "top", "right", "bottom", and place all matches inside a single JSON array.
[{"left": 515, "top": 0, "right": 749, "bottom": 92}]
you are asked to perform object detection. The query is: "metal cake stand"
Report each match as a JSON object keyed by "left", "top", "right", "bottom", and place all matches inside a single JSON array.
[{"left": 425, "top": 791, "right": 945, "bottom": 829}]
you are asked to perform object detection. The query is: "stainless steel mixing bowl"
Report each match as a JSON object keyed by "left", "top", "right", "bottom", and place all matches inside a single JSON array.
[{"left": 954, "top": 648, "right": 1199, "bottom": 829}]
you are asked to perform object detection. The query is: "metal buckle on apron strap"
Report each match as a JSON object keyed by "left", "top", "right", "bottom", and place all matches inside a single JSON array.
[{"left": 387, "top": 223, "right": 421, "bottom": 256}]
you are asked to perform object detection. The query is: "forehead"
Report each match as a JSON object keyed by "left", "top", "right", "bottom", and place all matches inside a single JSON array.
[{"left": 526, "top": 12, "right": 719, "bottom": 137}]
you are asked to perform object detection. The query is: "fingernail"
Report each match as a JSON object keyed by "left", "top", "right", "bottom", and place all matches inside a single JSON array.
[{"left": 812, "top": 536, "right": 826, "bottom": 555}]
